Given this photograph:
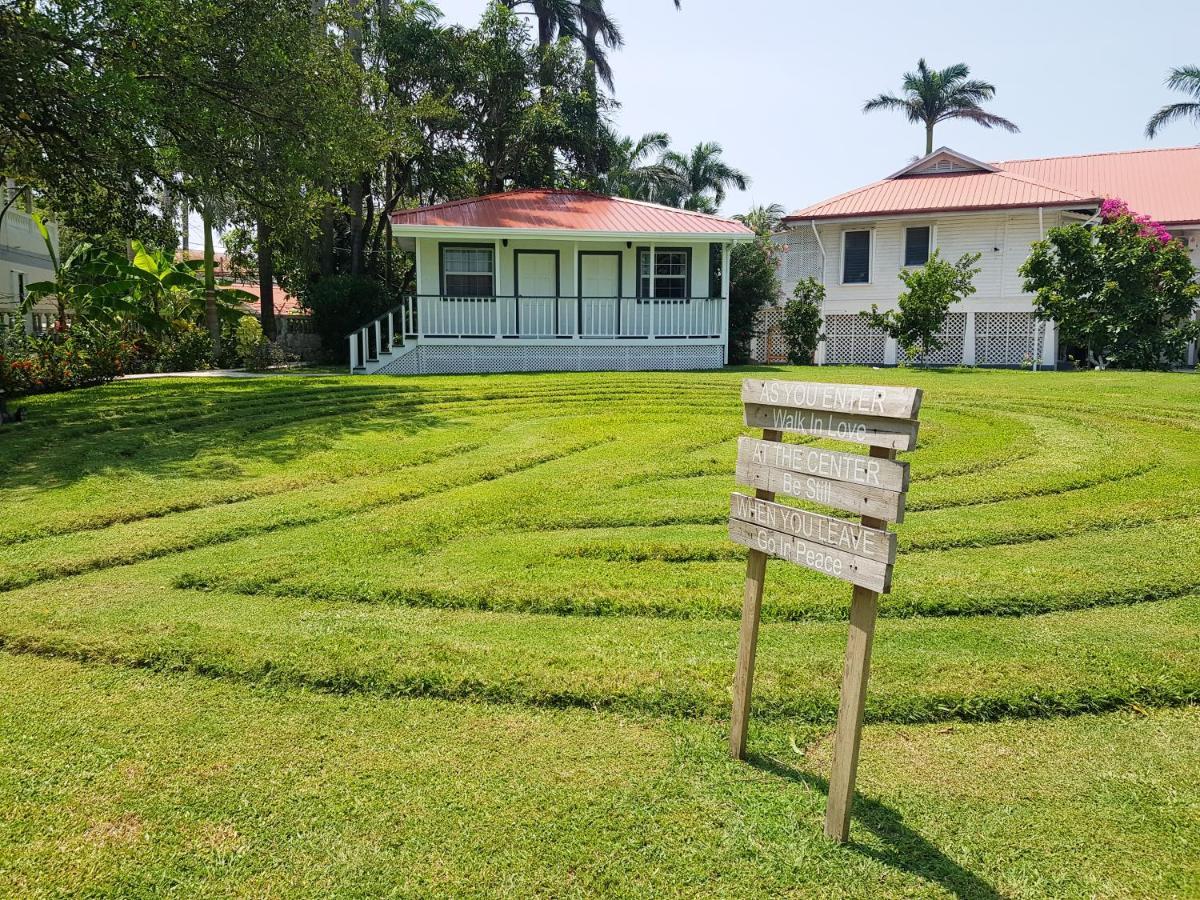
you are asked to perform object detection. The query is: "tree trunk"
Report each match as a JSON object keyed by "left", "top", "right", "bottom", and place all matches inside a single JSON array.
[
  {"left": 925, "top": 123, "right": 934, "bottom": 156},
  {"left": 257, "top": 219, "right": 277, "bottom": 340},
  {"left": 202, "top": 210, "right": 221, "bottom": 357}
]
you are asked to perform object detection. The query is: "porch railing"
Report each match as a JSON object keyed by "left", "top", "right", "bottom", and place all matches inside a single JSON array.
[{"left": 348, "top": 294, "right": 725, "bottom": 370}]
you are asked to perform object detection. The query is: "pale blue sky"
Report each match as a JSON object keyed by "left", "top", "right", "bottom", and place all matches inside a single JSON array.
[{"left": 435, "top": 0, "right": 1200, "bottom": 216}]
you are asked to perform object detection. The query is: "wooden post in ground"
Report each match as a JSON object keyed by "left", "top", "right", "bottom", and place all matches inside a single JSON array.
[
  {"left": 729, "top": 427, "right": 782, "bottom": 760},
  {"left": 823, "top": 444, "right": 894, "bottom": 843}
]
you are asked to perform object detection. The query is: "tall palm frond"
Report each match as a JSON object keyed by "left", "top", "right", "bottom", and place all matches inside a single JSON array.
[
  {"left": 864, "top": 58, "right": 1019, "bottom": 154},
  {"left": 1146, "top": 65, "right": 1200, "bottom": 137},
  {"left": 734, "top": 203, "right": 785, "bottom": 236},
  {"left": 661, "top": 141, "right": 750, "bottom": 211}
]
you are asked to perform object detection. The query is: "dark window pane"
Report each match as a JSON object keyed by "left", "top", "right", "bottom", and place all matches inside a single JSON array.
[
  {"left": 843, "top": 231, "right": 871, "bottom": 283},
  {"left": 444, "top": 273, "right": 493, "bottom": 297},
  {"left": 904, "top": 226, "right": 931, "bottom": 267}
]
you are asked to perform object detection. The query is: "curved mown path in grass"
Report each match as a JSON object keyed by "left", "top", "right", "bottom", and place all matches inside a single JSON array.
[{"left": 2, "top": 368, "right": 1199, "bottom": 729}]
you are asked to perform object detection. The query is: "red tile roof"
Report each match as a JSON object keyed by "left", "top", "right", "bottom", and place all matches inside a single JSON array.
[
  {"left": 390, "top": 189, "right": 754, "bottom": 237},
  {"left": 785, "top": 146, "right": 1200, "bottom": 225}
]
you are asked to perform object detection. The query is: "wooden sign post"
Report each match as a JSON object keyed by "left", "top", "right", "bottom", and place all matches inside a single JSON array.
[{"left": 727, "top": 378, "right": 921, "bottom": 844}]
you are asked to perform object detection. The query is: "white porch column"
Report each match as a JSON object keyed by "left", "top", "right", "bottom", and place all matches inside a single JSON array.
[
  {"left": 1041, "top": 319, "right": 1057, "bottom": 368},
  {"left": 348, "top": 333, "right": 359, "bottom": 370},
  {"left": 374, "top": 319, "right": 383, "bottom": 356},
  {"left": 962, "top": 311, "right": 976, "bottom": 366},
  {"left": 720, "top": 242, "right": 731, "bottom": 362},
  {"left": 387, "top": 312, "right": 395, "bottom": 348},
  {"left": 884, "top": 337, "right": 898, "bottom": 366}
]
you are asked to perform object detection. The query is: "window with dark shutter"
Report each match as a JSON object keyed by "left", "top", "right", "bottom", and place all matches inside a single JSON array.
[
  {"left": 904, "top": 226, "right": 931, "bottom": 267},
  {"left": 842, "top": 230, "right": 871, "bottom": 284}
]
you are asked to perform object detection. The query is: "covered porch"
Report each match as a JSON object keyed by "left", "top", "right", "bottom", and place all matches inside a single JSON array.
[{"left": 347, "top": 189, "right": 754, "bottom": 374}]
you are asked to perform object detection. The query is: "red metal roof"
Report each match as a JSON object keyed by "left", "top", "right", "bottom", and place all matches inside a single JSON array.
[
  {"left": 390, "top": 189, "right": 754, "bottom": 236},
  {"left": 785, "top": 146, "right": 1200, "bottom": 225}
]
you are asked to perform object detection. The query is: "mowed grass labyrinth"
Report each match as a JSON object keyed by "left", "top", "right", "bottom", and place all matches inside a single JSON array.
[{"left": 1, "top": 368, "right": 1198, "bottom": 897}]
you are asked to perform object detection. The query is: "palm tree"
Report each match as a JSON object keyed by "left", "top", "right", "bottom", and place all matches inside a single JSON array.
[
  {"left": 660, "top": 142, "right": 749, "bottom": 213},
  {"left": 505, "top": 0, "right": 679, "bottom": 89},
  {"left": 598, "top": 131, "right": 678, "bottom": 200},
  {"left": 1146, "top": 66, "right": 1200, "bottom": 137},
  {"left": 863, "top": 59, "right": 1019, "bottom": 155},
  {"left": 734, "top": 203, "right": 785, "bottom": 237}
]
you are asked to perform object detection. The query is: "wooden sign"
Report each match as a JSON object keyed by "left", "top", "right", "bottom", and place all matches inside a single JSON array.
[{"left": 727, "top": 378, "right": 921, "bottom": 844}]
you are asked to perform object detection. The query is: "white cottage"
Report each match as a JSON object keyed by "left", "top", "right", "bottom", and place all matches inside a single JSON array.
[
  {"left": 773, "top": 146, "right": 1200, "bottom": 368},
  {"left": 347, "top": 189, "right": 755, "bottom": 374}
]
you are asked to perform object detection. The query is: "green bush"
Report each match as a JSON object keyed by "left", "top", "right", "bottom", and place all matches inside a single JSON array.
[
  {"left": 781, "top": 277, "right": 824, "bottom": 364},
  {"left": 235, "top": 316, "right": 264, "bottom": 367},
  {"left": 728, "top": 236, "right": 781, "bottom": 365},
  {"left": 303, "top": 275, "right": 392, "bottom": 362},
  {"left": 157, "top": 324, "right": 214, "bottom": 373},
  {"left": 0, "top": 326, "right": 135, "bottom": 401}
]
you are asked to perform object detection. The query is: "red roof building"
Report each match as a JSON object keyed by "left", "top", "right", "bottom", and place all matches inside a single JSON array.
[
  {"left": 785, "top": 146, "right": 1200, "bottom": 225},
  {"left": 771, "top": 146, "right": 1200, "bottom": 370},
  {"left": 390, "top": 189, "right": 753, "bottom": 238}
]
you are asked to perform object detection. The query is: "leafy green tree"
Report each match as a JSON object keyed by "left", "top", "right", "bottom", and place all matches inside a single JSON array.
[
  {"left": 781, "top": 277, "right": 824, "bottom": 365},
  {"left": 1020, "top": 202, "right": 1200, "bottom": 369},
  {"left": 728, "top": 233, "right": 781, "bottom": 365},
  {"left": 863, "top": 59, "right": 1019, "bottom": 155},
  {"left": 1146, "top": 65, "right": 1200, "bottom": 137},
  {"left": 862, "top": 250, "right": 981, "bottom": 363},
  {"left": 660, "top": 142, "right": 750, "bottom": 213}
]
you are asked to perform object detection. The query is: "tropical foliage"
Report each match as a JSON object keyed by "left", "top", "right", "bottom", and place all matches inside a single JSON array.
[
  {"left": 781, "top": 277, "right": 824, "bottom": 364},
  {"left": 728, "top": 233, "right": 781, "bottom": 364},
  {"left": 1021, "top": 200, "right": 1200, "bottom": 369},
  {"left": 3, "top": 0, "right": 741, "bottom": 346},
  {"left": 862, "top": 251, "right": 981, "bottom": 363},
  {"left": 863, "top": 59, "right": 1019, "bottom": 154},
  {"left": 1145, "top": 65, "right": 1200, "bottom": 137}
]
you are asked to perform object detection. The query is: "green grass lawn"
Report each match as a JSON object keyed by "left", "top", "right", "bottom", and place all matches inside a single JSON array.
[{"left": 1, "top": 367, "right": 1198, "bottom": 897}]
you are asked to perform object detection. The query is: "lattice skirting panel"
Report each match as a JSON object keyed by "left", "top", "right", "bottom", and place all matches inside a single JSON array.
[
  {"left": 824, "top": 315, "right": 887, "bottom": 365},
  {"left": 373, "top": 343, "right": 724, "bottom": 375},
  {"left": 918, "top": 312, "right": 967, "bottom": 366},
  {"left": 975, "top": 312, "right": 1036, "bottom": 366}
]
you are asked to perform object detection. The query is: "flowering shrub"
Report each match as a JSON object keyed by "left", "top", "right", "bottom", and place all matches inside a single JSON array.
[
  {"left": 0, "top": 327, "right": 136, "bottom": 400},
  {"left": 1099, "top": 198, "right": 1174, "bottom": 245}
]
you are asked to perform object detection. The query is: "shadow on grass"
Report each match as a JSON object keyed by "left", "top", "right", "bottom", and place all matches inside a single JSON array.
[
  {"left": 0, "top": 377, "right": 448, "bottom": 490},
  {"left": 749, "top": 753, "right": 1001, "bottom": 900}
]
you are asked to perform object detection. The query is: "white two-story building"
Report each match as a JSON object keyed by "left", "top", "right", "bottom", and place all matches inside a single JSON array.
[
  {"left": 773, "top": 146, "right": 1200, "bottom": 368},
  {"left": 1, "top": 181, "right": 60, "bottom": 335}
]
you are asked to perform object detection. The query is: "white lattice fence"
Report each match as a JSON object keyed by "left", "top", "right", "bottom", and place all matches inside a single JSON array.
[
  {"left": 751, "top": 306, "right": 788, "bottom": 364},
  {"left": 824, "top": 314, "right": 886, "bottom": 365},
  {"left": 918, "top": 312, "right": 966, "bottom": 366},
  {"left": 376, "top": 344, "right": 723, "bottom": 375},
  {"left": 975, "top": 312, "right": 1036, "bottom": 366}
]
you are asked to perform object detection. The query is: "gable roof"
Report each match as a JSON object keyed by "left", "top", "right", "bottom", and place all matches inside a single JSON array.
[
  {"left": 784, "top": 146, "right": 1200, "bottom": 226},
  {"left": 390, "top": 189, "right": 755, "bottom": 238}
]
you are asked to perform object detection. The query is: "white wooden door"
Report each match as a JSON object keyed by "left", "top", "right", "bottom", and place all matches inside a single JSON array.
[
  {"left": 579, "top": 253, "right": 620, "bottom": 337},
  {"left": 516, "top": 252, "right": 557, "bottom": 336}
]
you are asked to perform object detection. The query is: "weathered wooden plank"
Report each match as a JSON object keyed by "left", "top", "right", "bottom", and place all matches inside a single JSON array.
[
  {"left": 742, "top": 379, "right": 922, "bottom": 419},
  {"left": 727, "top": 518, "right": 893, "bottom": 593},
  {"left": 743, "top": 402, "right": 918, "bottom": 451},
  {"left": 823, "top": 443, "right": 893, "bottom": 843},
  {"left": 737, "top": 436, "right": 909, "bottom": 492},
  {"left": 734, "top": 460, "right": 905, "bottom": 523},
  {"left": 823, "top": 584, "right": 879, "bottom": 842},
  {"left": 729, "top": 428, "right": 781, "bottom": 761},
  {"left": 729, "top": 493, "right": 896, "bottom": 565}
]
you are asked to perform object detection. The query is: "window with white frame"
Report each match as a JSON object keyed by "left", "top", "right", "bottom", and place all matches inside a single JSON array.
[
  {"left": 904, "top": 226, "right": 931, "bottom": 267},
  {"left": 440, "top": 245, "right": 495, "bottom": 297},
  {"left": 842, "top": 230, "right": 871, "bottom": 284},
  {"left": 637, "top": 247, "right": 690, "bottom": 300}
]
